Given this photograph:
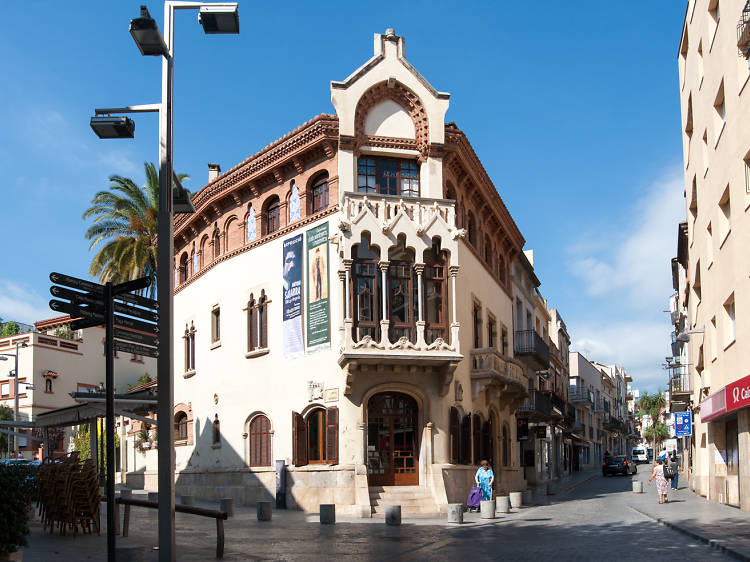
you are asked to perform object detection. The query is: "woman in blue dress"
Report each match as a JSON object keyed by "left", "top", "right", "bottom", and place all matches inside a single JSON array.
[{"left": 475, "top": 460, "right": 494, "bottom": 501}]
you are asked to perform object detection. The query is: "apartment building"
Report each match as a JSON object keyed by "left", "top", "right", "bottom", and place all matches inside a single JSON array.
[{"left": 676, "top": 0, "right": 750, "bottom": 510}]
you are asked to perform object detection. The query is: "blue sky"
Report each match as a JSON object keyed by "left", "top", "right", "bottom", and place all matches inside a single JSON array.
[{"left": 0, "top": 1, "right": 687, "bottom": 392}]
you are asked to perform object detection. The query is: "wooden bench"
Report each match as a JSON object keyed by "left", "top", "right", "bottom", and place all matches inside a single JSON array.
[{"left": 116, "top": 497, "right": 228, "bottom": 558}]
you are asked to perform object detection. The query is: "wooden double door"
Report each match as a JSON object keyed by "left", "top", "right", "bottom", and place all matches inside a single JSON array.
[{"left": 367, "top": 392, "right": 419, "bottom": 486}]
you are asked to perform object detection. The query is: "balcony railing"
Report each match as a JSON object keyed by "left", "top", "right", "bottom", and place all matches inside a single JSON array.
[
  {"left": 569, "top": 387, "right": 592, "bottom": 404},
  {"left": 514, "top": 330, "right": 550, "bottom": 369},
  {"left": 550, "top": 392, "right": 565, "bottom": 414},
  {"left": 738, "top": 0, "right": 750, "bottom": 58},
  {"left": 470, "top": 348, "right": 527, "bottom": 399},
  {"left": 670, "top": 373, "right": 692, "bottom": 396},
  {"left": 342, "top": 191, "right": 456, "bottom": 228},
  {"left": 594, "top": 398, "right": 605, "bottom": 412},
  {"left": 518, "top": 390, "right": 552, "bottom": 421}
]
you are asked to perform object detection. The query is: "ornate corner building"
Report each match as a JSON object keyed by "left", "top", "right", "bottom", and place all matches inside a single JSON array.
[{"left": 125, "top": 29, "right": 573, "bottom": 515}]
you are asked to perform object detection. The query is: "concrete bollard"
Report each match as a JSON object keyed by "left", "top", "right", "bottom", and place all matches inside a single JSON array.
[
  {"left": 219, "top": 498, "right": 234, "bottom": 517},
  {"left": 320, "top": 504, "right": 336, "bottom": 525},
  {"left": 257, "top": 501, "right": 272, "bottom": 521},
  {"left": 447, "top": 503, "right": 463, "bottom": 524},
  {"left": 480, "top": 499, "right": 496, "bottom": 519},
  {"left": 115, "top": 545, "right": 146, "bottom": 562},
  {"left": 147, "top": 492, "right": 159, "bottom": 502},
  {"left": 632, "top": 481, "right": 643, "bottom": 493},
  {"left": 521, "top": 490, "right": 532, "bottom": 506},
  {"left": 509, "top": 491, "right": 523, "bottom": 509},
  {"left": 546, "top": 481, "right": 557, "bottom": 496},
  {"left": 385, "top": 505, "right": 401, "bottom": 526},
  {"left": 180, "top": 495, "right": 195, "bottom": 506},
  {"left": 496, "top": 496, "right": 511, "bottom": 514}
]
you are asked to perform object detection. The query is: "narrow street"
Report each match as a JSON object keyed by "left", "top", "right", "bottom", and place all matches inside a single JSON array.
[{"left": 24, "top": 469, "right": 743, "bottom": 561}]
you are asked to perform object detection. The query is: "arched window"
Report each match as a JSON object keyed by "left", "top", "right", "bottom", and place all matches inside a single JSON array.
[
  {"left": 292, "top": 407, "right": 338, "bottom": 466},
  {"left": 45, "top": 378, "right": 53, "bottom": 393},
  {"left": 388, "top": 239, "right": 416, "bottom": 343},
  {"left": 498, "top": 254, "right": 506, "bottom": 285},
  {"left": 212, "top": 227, "right": 220, "bottom": 260},
  {"left": 481, "top": 418, "right": 492, "bottom": 465},
  {"left": 460, "top": 414, "right": 471, "bottom": 465},
  {"left": 174, "top": 412, "right": 188, "bottom": 442},
  {"left": 449, "top": 407, "right": 460, "bottom": 464},
  {"left": 352, "top": 237, "right": 380, "bottom": 341},
  {"left": 467, "top": 212, "right": 477, "bottom": 248},
  {"left": 307, "top": 409, "right": 326, "bottom": 463},
  {"left": 311, "top": 172, "right": 329, "bottom": 213},
  {"left": 212, "top": 414, "right": 221, "bottom": 445},
  {"left": 179, "top": 253, "right": 188, "bottom": 284},
  {"left": 502, "top": 423, "right": 510, "bottom": 467},
  {"left": 248, "top": 415, "right": 272, "bottom": 467},
  {"left": 288, "top": 181, "right": 301, "bottom": 222},
  {"left": 246, "top": 203, "right": 257, "bottom": 242},
  {"left": 423, "top": 241, "right": 448, "bottom": 345},
  {"left": 199, "top": 235, "right": 209, "bottom": 269},
  {"left": 266, "top": 196, "right": 281, "bottom": 234},
  {"left": 247, "top": 294, "right": 257, "bottom": 351},
  {"left": 472, "top": 414, "right": 482, "bottom": 465},
  {"left": 484, "top": 236, "right": 492, "bottom": 265},
  {"left": 190, "top": 247, "right": 197, "bottom": 276},
  {"left": 258, "top": 290, "right": 268, "bottom": 349}
]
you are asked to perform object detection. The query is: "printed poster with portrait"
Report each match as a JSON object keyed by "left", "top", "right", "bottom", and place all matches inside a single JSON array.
[
  {"left": 282, "top": 234, "right": 304, "bottom": 359},
  {"left": 306, "top": 222, "right": 330, "bottom": 351}
]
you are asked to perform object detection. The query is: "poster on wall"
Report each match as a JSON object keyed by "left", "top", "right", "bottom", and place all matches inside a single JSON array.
[
  {"left": 282, "top": 234, "right": 304, "bottom": 359},
  {"left": 306, "top": 222, "right": 330, "bottom": 352}
]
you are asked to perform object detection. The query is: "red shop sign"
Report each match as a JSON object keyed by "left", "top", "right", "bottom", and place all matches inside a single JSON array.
[{"left": 726, "top": 373, "right": 750, "bottom": 413}]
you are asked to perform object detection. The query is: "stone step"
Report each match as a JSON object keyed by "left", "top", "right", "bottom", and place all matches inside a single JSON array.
[
  {"left": 370, "top": 496, "right": 434, "bottom": 506},
  {"left": 371, "top": 504, "right": 439, "bottom": 515}
]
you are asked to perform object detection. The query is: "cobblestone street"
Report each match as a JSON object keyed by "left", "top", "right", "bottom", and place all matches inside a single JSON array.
[{"left": 20, "top": 469, "right": 749, "bottom": 561}]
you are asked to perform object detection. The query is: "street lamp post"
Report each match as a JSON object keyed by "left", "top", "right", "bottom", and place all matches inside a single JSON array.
[{"left": 92, "top": 4, "right": 239, "bottom": 560}]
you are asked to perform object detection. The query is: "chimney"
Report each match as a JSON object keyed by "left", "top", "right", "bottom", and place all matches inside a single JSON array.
[{"left": 208, "top": 163, "right": 221, "bottom": 182}]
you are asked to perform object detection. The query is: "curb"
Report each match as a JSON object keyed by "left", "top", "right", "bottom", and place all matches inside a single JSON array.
[{"left": 629, "top": 506, "right": 750, "bottom": 561}]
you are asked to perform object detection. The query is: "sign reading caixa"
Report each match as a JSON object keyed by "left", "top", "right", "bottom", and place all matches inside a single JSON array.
[{"left": 701, "top": 373, "right": 750, "bottom": 422}]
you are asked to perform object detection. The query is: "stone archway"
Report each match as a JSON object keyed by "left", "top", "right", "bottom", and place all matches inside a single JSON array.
[{"left": 366, "top": 392, "right": 419, "bottom": 486}]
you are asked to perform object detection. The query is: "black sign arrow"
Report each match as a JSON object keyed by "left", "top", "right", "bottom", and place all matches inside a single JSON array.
[
  {"left": 116, "top": 292, "right": 159, "bottom": 310},
  {"left": 50, "top": 285, "right": 104, "bottom": 307},
  {"left": 113, "top": 277, "right": 151, "bottom": 295},
  {"left": 113, "top": 301, "right": 158, "bottom": 323},
  {"left": 49, "top": 299, "right": 104, "bottom": 320},
  {"left": 70, "top": 317, "right": 104, "bottom": 331},
  {"left": 114, "top": 340, "right": 158, "bottom": 358},
  {"left": 114, "top": 327, "right": 159, "bottom": 347},
  {"left": 114, "top": 314, "right": 158, "bottom": 334},
  {"left": 49, "top": 272, "right": 103, "bottom": 294}
]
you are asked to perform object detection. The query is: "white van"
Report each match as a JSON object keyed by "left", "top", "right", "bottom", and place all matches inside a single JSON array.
[{"left": 631, "top": 447, "right": 648, "bottom": 464}]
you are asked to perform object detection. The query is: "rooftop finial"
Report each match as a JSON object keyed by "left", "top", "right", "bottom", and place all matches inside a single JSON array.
[{"left": 385, "top": 28, "right": 395, "bottom": 38}]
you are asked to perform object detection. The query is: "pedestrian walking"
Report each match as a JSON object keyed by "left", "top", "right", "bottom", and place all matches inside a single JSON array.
[
  {"left": 648, "top": 459, "right": 670, "bottom": 504},
  {"left": 670, "top": 452, "right": 679, "bottom": 490},
  {"left": 475, "top": 460, "right": 494, "bottom": 501}
]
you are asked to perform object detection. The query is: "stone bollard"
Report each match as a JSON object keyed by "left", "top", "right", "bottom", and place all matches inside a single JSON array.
[
  {"left": 496, "top": 496, "right": 511, "bottom": 514},
  {"left": 257, "top": 501, "right": 272, "bottom": 521},
  {"left": 147, "top": 492, "right": 159, "bottom": 502},
  {"left": 219, "top": 498, "right": 234, "bottom": 517},
  {"left": 180, "top": 495, "right": 195, "bottom": 506},
  {"left": 385, "top": 505, "right": 401, "bottom": 526},
  {"left": 115, "top": 545, "right": 146, "bottom": 562},
  {"left": 480, "top": 499, "right": 496, "bottom": 519},
  {"left": 509, "top": 491, "right": 523, "bottom": 509},
  {"left": 320, "top": 504, "right": 336, "bottom": 525},
  {"left": 632, "top": 481, "right": 644, "bottom": 493},
  {"left": 447, "top": 503, "right": 463, "bottom": 524},
  {"left": 521, "top": 490, "right": 532, "bottom": 506}
]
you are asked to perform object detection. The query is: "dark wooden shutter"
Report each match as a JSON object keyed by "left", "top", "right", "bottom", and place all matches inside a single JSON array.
[
  {"left": 259, "top": 299, "right": 268, "bottom": 348},
  {"left": 449, "top": 407, "right": 460, "bottom": 464},
  {"left": 472, "top": 414, "right": 481, "bottom": 465},
  {"left": 292, "top": 411, "right": 307, "bottom": 467},
  {"left": 326, "top": 407, "right": 339, "bottom": 465},
  {"left": 247, "top": 299, "right": 256, "bottom": 350},
  {"left": 460, "top": 414, "right": 471, "bottom": 465}
]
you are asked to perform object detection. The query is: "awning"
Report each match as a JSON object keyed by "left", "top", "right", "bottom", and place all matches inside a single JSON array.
[{"left": 700, "top": 373, "right": 750, "bottom": 422}]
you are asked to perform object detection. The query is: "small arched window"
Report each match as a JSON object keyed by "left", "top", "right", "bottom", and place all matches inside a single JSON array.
[
  {"left": 179, "top": 253, "right": 188, "bottom": 284},
  {"left": 483, "top": 236, "right": 492, "bottom": 265},
  {"left": 467, "top": 212, "right": 477, "bottom": 248},
  {"left": 190, "top": 247, "right": 197, "bottom": 276},
  {"left": 288, "top": 181, "right": 301, "bottom": 222},
  {"left": 174, "top": 412, "right": 188, "bottom": 442},
  {"left": 45, "top": 378, "right": 53, "bottom": 393},
  {"left": 212, "top": 227, "right": 220, "bottom": 259},
  {"left": 311, "top": 172, "right": 329, "bottom": 213},
  {"left": 472, "top": 414, "right": 482, "bottom": 465},
  {"left": 246, "top": 203, "right": 257, "bottom": 242},
  {"left": 266, "top": 196, "right": 281, "bottom": 234},
  {"left": 248, "top": 415, "right": 272, "bottom": 467},
  {"left": 212, "top": 414, "right": 221, "bottom": 445},
  {"left": 449, "top": 407, "right": 460, "bottom": 464}
]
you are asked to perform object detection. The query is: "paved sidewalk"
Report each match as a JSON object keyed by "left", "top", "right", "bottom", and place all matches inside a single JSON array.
[{"left": 628, "top": 470, "right": 750, "bottom": 560}]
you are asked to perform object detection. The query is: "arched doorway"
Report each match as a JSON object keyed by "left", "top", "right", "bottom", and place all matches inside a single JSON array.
[{"left": 367, "top": 392, "right": 419, "bottom": 486}]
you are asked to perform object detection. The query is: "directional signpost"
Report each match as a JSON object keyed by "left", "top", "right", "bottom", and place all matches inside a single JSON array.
[{"left": 48, "top": 272, "right": 158, "bottom": 560}]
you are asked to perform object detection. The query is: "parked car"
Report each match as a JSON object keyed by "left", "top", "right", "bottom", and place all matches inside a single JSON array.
[
  {"left": 631, "top": 447, "right": 648, "bottom": 464},
  {"left": 602, "top": 455, "right": 637, "bottom": 476}
]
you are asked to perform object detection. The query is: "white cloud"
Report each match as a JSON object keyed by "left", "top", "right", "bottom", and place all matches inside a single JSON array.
[
  {"left": 0, "top": 280, "right": 54, "bottom": 326},
  {"left": 569, "top": 168, "right": 684, "bottom": 308}
]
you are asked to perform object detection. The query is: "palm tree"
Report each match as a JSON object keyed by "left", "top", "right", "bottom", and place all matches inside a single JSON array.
[
  {"left": 83, "top": 162, "right": 189, "bottom": 294},
  {"left": 637, "top": 391, "right": 668, "bottom": 459}
]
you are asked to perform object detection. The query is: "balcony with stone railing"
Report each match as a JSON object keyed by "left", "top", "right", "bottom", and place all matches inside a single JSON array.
[{"left": 469, "top": 348, "right": 527, "bottom": 405}]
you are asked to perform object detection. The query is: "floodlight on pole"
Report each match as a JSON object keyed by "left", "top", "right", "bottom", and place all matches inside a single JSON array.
[
  {"left": 90, "top": 116, "right": 136, "bottom": 139},
  {"left": 198, "top": 4, "right": 239, "bottom": 34},
  {"left": 130, "top": 5, "right": 168, "bottom": 56}
]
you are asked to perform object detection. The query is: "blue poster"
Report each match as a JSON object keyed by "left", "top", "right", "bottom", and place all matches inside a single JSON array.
[
  {"left": 282, "top": 234, "right": 304, "bottom": 359},
  {"left": 674, "top": 411, "right": 692, "bottom": 437}
]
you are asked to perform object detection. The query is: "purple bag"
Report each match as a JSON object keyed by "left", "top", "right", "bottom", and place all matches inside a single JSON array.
[{"left": 467, "top": 486, "right": 482, "bottom": 508}]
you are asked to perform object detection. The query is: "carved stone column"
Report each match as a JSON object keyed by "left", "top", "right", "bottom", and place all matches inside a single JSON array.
[
  {"left": 343, "top": 260, "right": 354, "bottom": 348},
  {"left": 414, "top": 263, "right": 426, "bottom": 348},
  {"left": 449, "top": 265, "right": 460, "bottom": 353},
  {"left": 379, "top": 261, "right": 390, "bottom": 347}
]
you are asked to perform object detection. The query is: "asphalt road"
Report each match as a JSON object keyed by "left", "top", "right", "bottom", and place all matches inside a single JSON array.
[{"left": 24, "top": 469, "right": 731, "bottom": 561}]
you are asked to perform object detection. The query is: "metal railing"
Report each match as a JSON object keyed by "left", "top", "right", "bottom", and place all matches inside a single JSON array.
[
  {"left": 569, "top": 387, "right": 592, "bottom": 404},
  {"left": 738, "top": 0, "right": 750, "bottom": 58},
  {"left": 513, "top": 330, "right": 550, "bottom": 366},
  {"left": 518, "top": 390, "right": 552, "bottom": 418},
  {"left": 670, "top": 373, "right": 692, "bottom": 395}
]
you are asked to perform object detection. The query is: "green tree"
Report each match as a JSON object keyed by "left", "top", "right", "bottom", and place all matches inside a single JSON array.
[
  {"left": 83, "top": 162, "right": 189, "bottom": 292},
  {"left": 52, "top": 324, "right": 74, "bottom": 340},
  {"left": 71, "top": 422, "right": 119, "bottom": 472},
  {"left": 638, "top": 391, "right": 669, "bottom": 458},
  {"left": 128, "top": 372, "right": 154, "bottom": 390},
  {"left": 0, "top": 405, "right": 12, "bottom": 454},
  {"left": 0, "top": 321, "right": 20, "bottom": 337}
]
